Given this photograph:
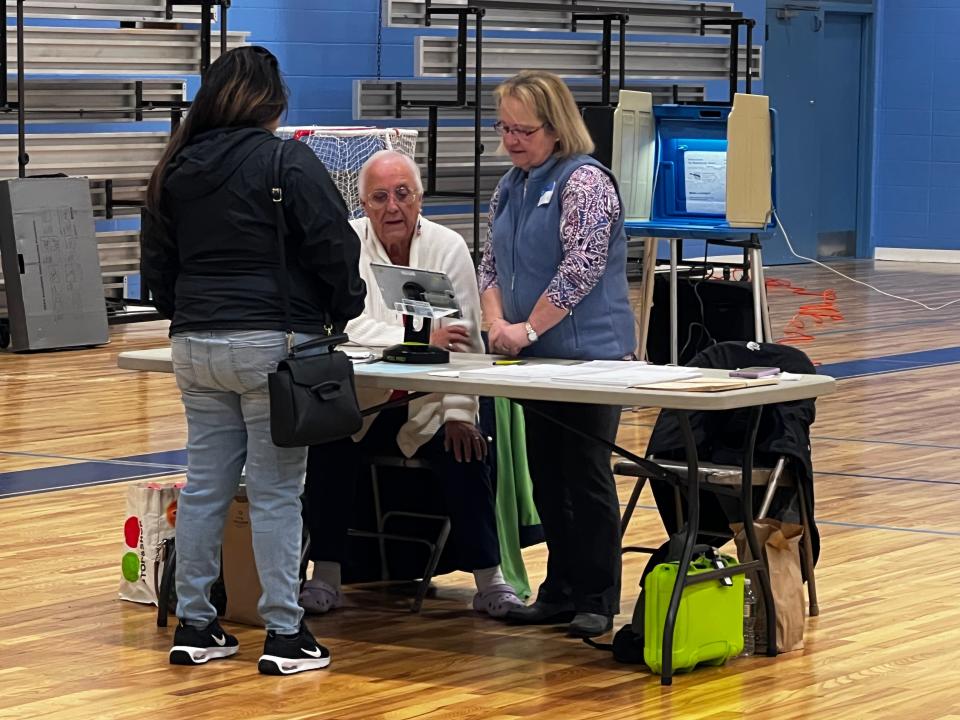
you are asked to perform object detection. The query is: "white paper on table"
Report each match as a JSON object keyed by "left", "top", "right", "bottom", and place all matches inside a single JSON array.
[
  {"left": 550, "top": 366, "right": 702, "bottom": 387},
  {"left": 572, "top": 360, "right": 649, "bottom": 370},
  {"left": 459, "top": 364, "right": 582, "bottom": 382},
  {"left": 356, "top": 362, "right": 444, "bottom": 376}
]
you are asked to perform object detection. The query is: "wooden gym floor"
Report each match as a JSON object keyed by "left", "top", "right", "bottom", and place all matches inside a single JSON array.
[{"left": 2, "top": 259, "right": 960, "bottom": 720}]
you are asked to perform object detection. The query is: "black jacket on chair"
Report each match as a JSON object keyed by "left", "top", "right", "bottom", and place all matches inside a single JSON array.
[
  {"left": 646, "top": 341, "right": 820, "bottom": 564},
  {"left": 140, "top": 127, "right": 366, "bottom": 334}
]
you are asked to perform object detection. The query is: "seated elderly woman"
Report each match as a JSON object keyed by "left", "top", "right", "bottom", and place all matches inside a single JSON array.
[{"left": 300, "top": 150, "right": 522, "bottom": 617}]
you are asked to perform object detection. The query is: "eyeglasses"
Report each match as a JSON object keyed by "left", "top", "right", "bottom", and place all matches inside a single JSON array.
[
  {"left": 365, "top": 185, "right": 420, "bottom": 210},
  {"left": 493, "top": 121, "right": 547, "bottom": 138}
]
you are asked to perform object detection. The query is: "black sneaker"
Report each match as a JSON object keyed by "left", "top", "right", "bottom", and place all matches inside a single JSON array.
[
  {"left": 169, "top": 619, "right": 239, "bottom": 665},
  {"left": 258, "top": 623, "right": 331, "bottom": 675}
]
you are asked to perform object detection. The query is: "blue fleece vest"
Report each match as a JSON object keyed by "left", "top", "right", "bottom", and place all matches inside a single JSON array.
[{"left": 491, "top": 154, "right": 636, "bottom": 360}]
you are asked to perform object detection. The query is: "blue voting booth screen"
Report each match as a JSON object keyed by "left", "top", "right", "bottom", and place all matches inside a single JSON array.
[{"left": 651, "top": 106, "right": 732, "bottom": 226}]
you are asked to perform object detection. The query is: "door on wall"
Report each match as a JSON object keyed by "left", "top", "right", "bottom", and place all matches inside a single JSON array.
[{"left": 763, "top": 6, "right": 867, "bottom": 264}]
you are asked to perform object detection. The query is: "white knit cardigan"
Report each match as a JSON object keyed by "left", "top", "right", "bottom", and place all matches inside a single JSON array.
[{"left": 345, "top": 215, "right": 483, "bottom": 457}]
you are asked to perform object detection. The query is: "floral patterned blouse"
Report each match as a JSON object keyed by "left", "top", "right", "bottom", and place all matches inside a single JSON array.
[{"left": 478, "top": 164, "right": 621, "bottom": 310}]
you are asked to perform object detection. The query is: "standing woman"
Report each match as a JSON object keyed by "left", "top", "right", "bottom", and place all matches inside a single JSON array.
[
  {"left": 141, "top": 46, "right": 365, "bottom": 675},
  {"left": 478, "top": 70, "right": 636, "bottom": 638}
]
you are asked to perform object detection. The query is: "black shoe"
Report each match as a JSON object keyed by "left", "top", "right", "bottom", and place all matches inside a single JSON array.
[
  {"left": 169, "top": 619, "right": 239, "bottom": 665},
  {"left": 505, "top": 599, "right": 576, "bottom": 625},
  {"left": 567, "top": 612, "right": 613, "bottom": 638},
  {"left": 258, "top": 623, "right": 331, "bottom": 676}
]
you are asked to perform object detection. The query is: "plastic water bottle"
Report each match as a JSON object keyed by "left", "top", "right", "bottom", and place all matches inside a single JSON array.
[{"left": 741, "top": 578, "right": 756, "bottom": 657}]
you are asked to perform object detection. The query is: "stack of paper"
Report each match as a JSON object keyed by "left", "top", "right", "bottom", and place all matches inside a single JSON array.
[
  {"left": 459, "top": 364, "right": 575, "bottom": 382},
  {"left": 632, "top": 376, "right": 780, "bottom": 392},
  {"left": 459, "top": 361, "right": 701, "bottom": 388},
  {"left": 550, "top": 365, "right": 701, "bottom": 388}
]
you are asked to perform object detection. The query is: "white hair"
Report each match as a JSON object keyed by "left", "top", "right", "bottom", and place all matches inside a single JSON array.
[{"left": 357, "top": 149, "right": 423, "bottom": 199}]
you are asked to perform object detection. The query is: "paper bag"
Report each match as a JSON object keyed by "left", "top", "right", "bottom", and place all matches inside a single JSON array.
[
  {"left": 221, "top": 494, "right": 264, "bottom": 627},
  {"left": 119, "top": 481, "right": 182, "bottom": 605},
  {"left": 732, "top": 519, "right": 805, "bottom": 653}
]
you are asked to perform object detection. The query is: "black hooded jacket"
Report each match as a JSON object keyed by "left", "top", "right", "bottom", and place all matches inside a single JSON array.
[
  {"left": 140, "top": 127, "right": 366, "bottom": 335},
  {"left": 646, "top": 341, "right": 821, "bottom": 564}
]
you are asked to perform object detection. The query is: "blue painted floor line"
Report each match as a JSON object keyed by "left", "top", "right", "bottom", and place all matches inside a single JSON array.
[
  {"left": 817, "top": 361, "right": 960, "bottom": 380},
  {"left": 818, "top": 346, "right": 960, "bottom": 379},
  {"left": 0, "top": 452, "right": 186, "bottom": 499},
  {"left": 0, "top": 469, "right": 182, "bottom": 499},
  {"left": 119, "top": 449, "right": 188, "bottom": 468},
  {"left": 0, "top": 449, "right": 187, "bottom": 469}
]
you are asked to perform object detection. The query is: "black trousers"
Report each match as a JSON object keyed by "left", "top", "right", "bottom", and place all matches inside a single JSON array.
[
  {"left": 522, "top": 401, "right": 623, "bottom": 616},
  {"left": 304, "top": 407, "right": 501, "bottom": 572}
]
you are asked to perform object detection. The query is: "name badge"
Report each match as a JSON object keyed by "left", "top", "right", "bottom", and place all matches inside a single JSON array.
[{"left": 538, "top": 181, "right": 556, "bottom": 207}]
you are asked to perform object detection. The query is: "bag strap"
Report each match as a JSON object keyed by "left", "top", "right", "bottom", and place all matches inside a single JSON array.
[
  {"left": 270, "top": 140, "right": 333, "bottom": 354},
  {"left": 270, "top": 141, "right": 294, "bottom": 347}
]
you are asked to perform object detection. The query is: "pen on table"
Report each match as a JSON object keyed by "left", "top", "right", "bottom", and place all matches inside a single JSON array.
[{"left": 492, "top": 360, "right": 525, "bottom": 365}]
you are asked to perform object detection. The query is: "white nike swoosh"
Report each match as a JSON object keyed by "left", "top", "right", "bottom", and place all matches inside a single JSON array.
[
  {"left": 211, "top": 634, "right": 226, "bottom": 647},
  {"left": 302, "top": 646, "right": 324, "bottom": 658}
]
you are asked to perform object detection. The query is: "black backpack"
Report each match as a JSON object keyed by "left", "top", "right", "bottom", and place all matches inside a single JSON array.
[
  {"left": 154, "top": 537, "right": 228, "bottom": 627},
  {"left": 589, "top": 531, "right": 726, "bottom": 665}
]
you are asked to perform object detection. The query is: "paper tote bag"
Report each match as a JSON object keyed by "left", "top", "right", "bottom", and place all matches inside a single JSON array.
[{"left": 119, "top": 481, "right": 182, "bottom": 605}]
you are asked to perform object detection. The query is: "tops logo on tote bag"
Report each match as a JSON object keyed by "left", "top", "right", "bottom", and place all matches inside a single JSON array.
[{"left": 119, "top": 481, "right": 183, "bottom": 605}]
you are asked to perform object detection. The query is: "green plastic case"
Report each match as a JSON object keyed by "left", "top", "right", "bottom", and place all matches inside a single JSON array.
[{"left": 644, "top": 554, "right": 744, "bottom": 674}]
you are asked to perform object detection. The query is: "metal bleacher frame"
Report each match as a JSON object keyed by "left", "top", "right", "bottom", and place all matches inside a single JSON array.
[
  {"left": 397, "top": 4, "right": 485, "bottom": 261},
  {"left": 0, "top": 0, "right": 239, "bottom": 340},
  {"left": 392, "top": 0, "right": 752, "bottom": 264}
]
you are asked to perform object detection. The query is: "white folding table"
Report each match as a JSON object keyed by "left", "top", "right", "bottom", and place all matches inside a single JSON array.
[{"left": 118, "top": 348, "right": 834, "bottom": 684}]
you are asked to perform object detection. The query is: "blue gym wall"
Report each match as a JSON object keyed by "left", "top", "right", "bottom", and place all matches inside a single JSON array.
[
  {"left": 872, "top": 0, "right": 960, "bottom": 253},
  {"left": 231, "top": 0, "right": 406, "bottom": 127},
  {"left": 232, "top": 0, "right": 767, "bottom": 127},
  {"left": 228, "top": 0, "right": 764, "bottom": 263}
]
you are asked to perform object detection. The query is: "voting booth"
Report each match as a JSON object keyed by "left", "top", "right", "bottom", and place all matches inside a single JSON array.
[{"left": 613, "top": 93, "right": 779, "bottom": 362}]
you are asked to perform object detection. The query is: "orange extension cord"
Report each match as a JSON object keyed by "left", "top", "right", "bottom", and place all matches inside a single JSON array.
[{"left": 765, "top": 278, "right": 843, "bottom": 346}]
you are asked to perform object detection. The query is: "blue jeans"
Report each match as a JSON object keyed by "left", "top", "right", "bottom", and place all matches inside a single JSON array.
[{"left": 171, "top": 330, "right": 316, "bottom": 634}]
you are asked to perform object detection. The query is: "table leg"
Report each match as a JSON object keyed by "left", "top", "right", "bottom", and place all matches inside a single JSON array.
[
  {"left": 659, "top": 411, "right": 700, "bottom": 686},
  {"left": 637, "top": 237, "right": 657, "bottom": 361},
  {"left": 755, "top": 255, "right": 774, "bottom": 342},
  {"left": 517, "top": 401, "right": 769, "bottom": 682},
  {"left": 739, "top": 405, "right": 777, "bottom": 657},
  {"left": 670, "top": 238, "right": 679, "bottom": 364},
  {"left": 749, "top": 246, "right": 765, "bottom": 343}
]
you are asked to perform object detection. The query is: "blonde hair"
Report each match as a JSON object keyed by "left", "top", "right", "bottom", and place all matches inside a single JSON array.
[{"left": 493, "top": 70, "right": 594, "bottom": 158}]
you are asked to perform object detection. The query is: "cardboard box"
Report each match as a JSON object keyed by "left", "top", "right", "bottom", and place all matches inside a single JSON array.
[{"left": 221, "top": 494, "right": 263, "bottom": 627}]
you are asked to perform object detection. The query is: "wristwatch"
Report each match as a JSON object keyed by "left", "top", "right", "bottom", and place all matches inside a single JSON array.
[{"left": 524, "top": 321, "right": 539, "bottom": 344}]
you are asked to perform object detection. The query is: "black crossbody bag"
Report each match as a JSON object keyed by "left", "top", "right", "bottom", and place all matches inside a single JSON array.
[{"left": 265, "top": 140, "right": 363, "bottom": 447}]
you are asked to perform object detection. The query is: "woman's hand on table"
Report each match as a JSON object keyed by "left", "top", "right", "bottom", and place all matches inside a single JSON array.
[{"left": 489, "top": 322, "right": 531, "bottom": 357}]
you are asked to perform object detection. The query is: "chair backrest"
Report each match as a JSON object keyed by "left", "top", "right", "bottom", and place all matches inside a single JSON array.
[
  {"left": 681, "top": 342, "right": 816, "bottom": 466},
  {"left": 689, "top": 340, "right": 815, "bottom": 375},
  {"left": 647, "top": 341, "right": 816, "bottom": 470},
  {"left": 645, "top": 341, "right": 820, "bottom": 564}
]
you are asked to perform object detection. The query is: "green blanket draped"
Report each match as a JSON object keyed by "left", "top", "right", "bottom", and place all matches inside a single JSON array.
[{"left": 493, "top": 398, "right": 541, "bottom": 599}]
